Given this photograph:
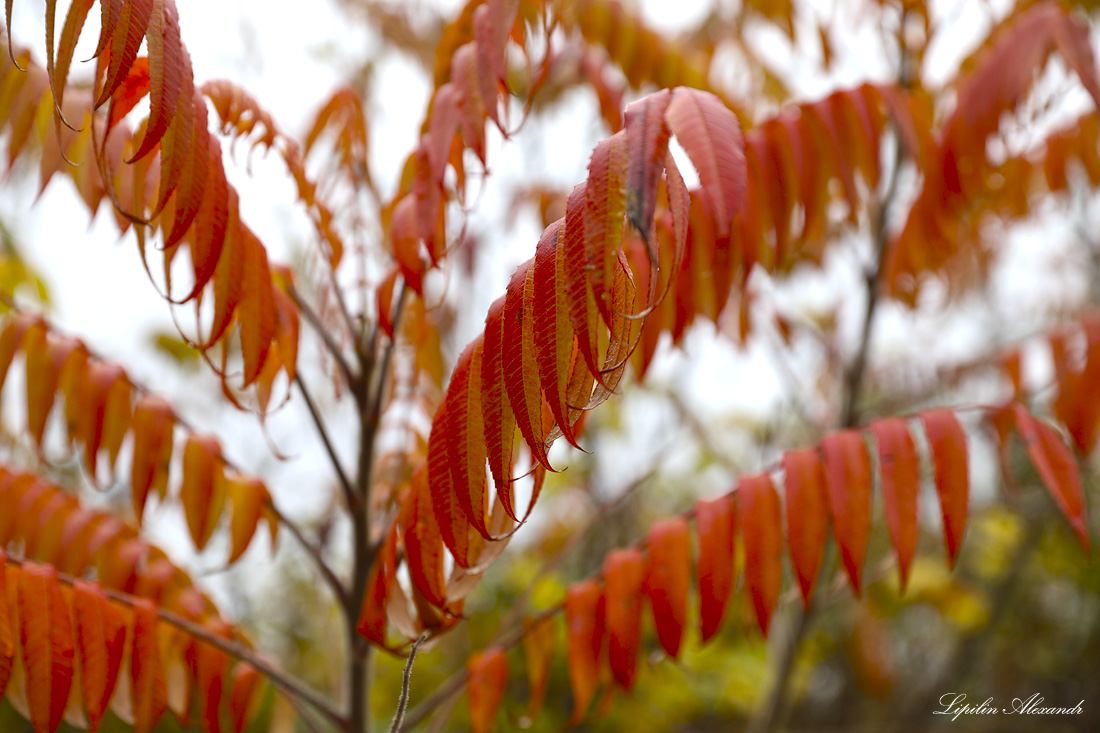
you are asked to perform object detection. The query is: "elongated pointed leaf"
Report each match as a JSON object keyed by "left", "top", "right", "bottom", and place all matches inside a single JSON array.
[
  {"left": 695, "top": 494, "right": 736, "bottom": 642},
  {"left": 130, "top": 395, "right": 176, "bottom": 521},
  {"left": 782, "top": 447, "right": 828, "bottom": 606},
  {"left": 1013, "top": 404, "right": 1090, "bottom": 552},
  {"left": 467, "top": 648, "right": 508, "bottom": 733},
  {"left": 821, "top": 430, "right": 872, "bottom": 595},
  {"left": 603, "top": 548, "right": 644, "bottom": 690},
  {"left": 663, "top": 87, "right": 746, "bottom": 236},
  {"left": 920, "top": 410, "right": 969, "bottom": 567},
  {"left": 584, "top": 131, "right": 628, "bottom": 327},
  {"left": 739, "top": 473, "right": 782, "bottom": 635},
  {"left": 624, "top": 88, "right": 671, "bottom": 240},
  {"left": 442, "top": 337, "right": 491, "bottom": 540},
  {"left": 72, "top": 580, "right": 126, "bottom": 733},
  {"left": 564, "top": 579, "right": 604, "bottom": 724},
  {"left": 180, "top": 434, "right": 225, "bottom": 551},
  {"left": 228, "top": 663, "right": 261, "bottom": 733},
  {"left": 403, "top": 467, "right": 449, "bottom": 605},
  {"left": 17, "top": 562, "right": 73, "bottom": 733},
  {"left": 481, "top": 295, "right": 519, "bottom": 520},
  {"left": 870, "top": 418, "right": 920, "bottom": 588},
  {"left": 130, "top": 599, "right": 167, "bottom": 733},
  {"left": 562, "top": 183, "right": 604, "bottom": 386},
  {"left": 644, "top": 517, "right": 690, "bottom": 658},
  {"left": 502, "top": 260, "right": 553, "bottom": 469}
]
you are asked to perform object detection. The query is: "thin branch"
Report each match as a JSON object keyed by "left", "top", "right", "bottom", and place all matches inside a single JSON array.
[
  {"left": 288, "top": 283, "right": 358, "bottom": 387},
  {"left": 3, "top": 553, "right": 348, "bottom": 730},
  {"left": 295, "top": 373, "right": 359, "bottom": 511},
  {"left": 388, "top": 633, "right": 428, "bottom": 733},
  {"left": 266, "top": 501, "right": 350, "bottom": 608}
]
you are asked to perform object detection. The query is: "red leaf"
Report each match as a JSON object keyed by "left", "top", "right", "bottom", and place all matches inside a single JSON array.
[
  {"left": 402, "top": 467, "right": 449, "bottom": 605},
  {"left": 562, "top": 182, "right": 603, "bottom": 385},
  {"left": 584, "top": 131, "right": 628, "bottom": 327},
  {"left": 870, "top": 418, "right": 920, "bottom": 588},
  {"left": 228, "top": 663, "right": 261, "bottom": 733},
  {"left": 441, "top": 337, "right": 491, "bottom": 539},
  {"left": 72, "top": 581, "right": 126, "bottom": 733},
  {"left": 130, "top": 599, "right": 167, "bottom": 733},
  {"left": 821, "top": 430, "right": 872, "bottom": 595},
  {"left": 238, "top": 229, "right": 276, "bottom": 387},
  {"left": 130, "top": 0, "right": 183, "bottom": 160},
  {"left": 644, "top": 517, "right": 691, "bottom": 658},
  {"left": 624, "top": 88, "right": 671, "bottom": 240},
  {"left": 97, "top": 0, "right": 154, "bottom": 108},
  {"left": 739, "top": 473, "right": 782, "bottom": 635},
  {"left": 533, "top": 218, "right": 584, "bottom": 449},
  {"left": 564, "top": 579, "right": 604, "bottom": 724},
  {"left": 481, "top": 295, "right": 519, "bottom": 520},
  {"left": 502, "top": 260, "right": 553, "bottom": 469},
  {"left": 357, "top": 525, "right": 398, "bottom": 646},
  {"left": 663, "top": 87, "right": 746, "bottom": 237},
  {"left": 390, "top": 195, "right": 425, "bottom": 295},
  {"left": 782, "top": 447, "right": 828, "bottom": 607},
  {"left": 17, "top": 562, "right": 74, "bottom": 733},
  {"left": 602, "top": 548, "right": 644, "bottom": 689},
  {"left": 428, "top": 386, "right": 473, "bottom": 568},
  {"left": 0, "top": 549, "right": 11, "bottom": 660},
  {"left": 1013, "top": 405, "right": 1090, "bottom": 552},
  {"left": 695, "top": 494, "right": 736, "bottom": 642},
  {"left": 919, "top": 410, "right": 969, "bottom": 567},
  {"left": 467, "top": 648, "right": 508, "bottom": 733}
]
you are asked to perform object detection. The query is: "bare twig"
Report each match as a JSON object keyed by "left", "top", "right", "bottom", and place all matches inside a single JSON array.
[
  {"left": 3, "top": 552, "right": 348, "bottom": 730},
  {"left": 288, "top": 283, "right": 358, "bottom": 387},
  {"left": 388, "top": 633, "right": 429, "bottom": 733},
  {"left": 266, "top": 501, "right": 350, "bottom": 608},
  {"left": 295, "top": 373, "right": 359, "bottom": 511}
]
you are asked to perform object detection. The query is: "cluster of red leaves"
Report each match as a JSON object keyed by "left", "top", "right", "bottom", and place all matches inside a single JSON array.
[
  {"left": 0, "top": 312, "right": 277, "bottom": 561},
  {"left": 0, "top": 472, "right": 262, "bottom": 733},
  {"left": 1, "top": 3, "right": 301, "bottom": 402},
  {"left": 462, "top": 403, "right": 1089, "bottom": 731},
  {"left": 886, "top": 0, "right": 1100, "bottom": 302}
]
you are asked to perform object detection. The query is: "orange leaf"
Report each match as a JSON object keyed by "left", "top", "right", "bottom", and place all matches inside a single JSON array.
[
  {"left": 663, "top": 87, "right": 746, "bottom": 237},
  {"left": 17, "top": 561, "right": 74, "bottom": 733},
  {"left": 442, "top": 337, "right": 491, "bottom": 539},
  {"left": 0, "top": 550, "right": 11, "bottom": 660},
  {"left": 228, "top": 663, "right": 261, "bottom": 733},
  {"left": 624, "top": 88, "right": 671, "bottom": 239},
  {"left": 695, "top": 494, "right": 736, "bottom": 643},
  {"left": 224, "top": 474, "right": 272, "bottom": 564},
  {"left": 521, "top": 615, "right": 555, "bottom": 717},
  {"left": 502, "top": 260, "right": 553, "bottom": 469},
  {"left": 870, "top": 418, "right": 920, "bottom": 588},
  {"left": 72, "top": 580, "right": 126, "bottom": 733},
  {"left": 428, "top": 385, "right": 474, "bottom": 568},
  {"left": 564, "top": 579, "right": 604, "bottom": 724},
  {"left": 562, "top": 182, "right": 603, "bottom": 386},
  {"left": 821, "top": 430, "right": 872, "bottom": 595},
  {"left": 130, "top": 395, "right": 176, "bottom": 521},
  {"left": 180, "top": 434, "right": 226, "bottom": 551},
  {"left": 402, "top": 467, "right": 448, "bottom": 606},
  {"left": 739, "top": 473, "right": 782, "bottom": 635},
  {"left": 238, "top": 229, "right": 276, "bottom": 387},
  {"left": 481, "top": 295, "right": 519, "bottom": 520},
  {"left": 782, "top": 447, "right": 828, "bottom": 607},
  {"left": 584, "top": 131, "right": 628, "bottom": 327},
  {"left": 1012, "top": 405, "right": 1090, "bottom": 552},
  {"left": 130, "top": 599, "right": 167, "bottom": 733},
  {"left": 644, "top": 517, "right": 691, "bottom": 658},
  {"left": 603, "top": 548, "right": 644, "bottom": 689},
  {"left": 467, "top": 648, "right": 508, "bottom": 733},
  {"left": 919, "top": 410, "right": 969, "bottom": 567}
]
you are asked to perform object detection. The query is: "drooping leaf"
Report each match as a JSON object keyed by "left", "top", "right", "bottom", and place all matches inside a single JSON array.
[
  {"left": 129, "top": 395, "right": 176, "bottom": 521},
  {"left": 564, "top": 579, "right": 604, "bottom": 724},
  {"left": 522, "top": 615, "right": 555, "bottom": 718},
  {"left": 17, "top": 562, "right": 73, "bottom": 733},
  {"left": 228, "top": 663, "right": 261, "bottom": 733},
  {"left": 694, "top": 494, "right": 736, "bottom": 643},
  {"left": 180, "top": 434, "right": 225, "bottom": 551},
  {"left": 739, "top": 473, "right": 782, "bottom": 635},
  {"left": 72, "top": 580, "right": 126, "bottom": 733},
  {"left": 130, "top": 599, "right": 167, "bottom": 733},
  {"left": 919, "top": 410, "right": 969, "bottom": 567},
  {"left": 821, "top": 430, "right": 872, "bottom": 595},
  {"left": 602, "top": 548, "right": 644, "bottom": 690},
  {"left": 1012, "top": 404, "right": 1090, "bottom": 552},
  {"left": 782, "top": 447, "right": 828, "bottom": 607},
  {"left": 644, "top": 517, "right": 690, "bottom": 658},
  {"left": 481, "top": 295, "right": 519, "bottom": 520},
  {"left": 584, "top": 131, "right": 628, "bottom": 327},
  {"left": 663, "top": 87, "right": 746, "bottom": 236},
  {"left": 467, "top": 647, "right": 508, "bottom": 733},
  {"left": 624, "top": 88, "right": 671, "bottom": 242},
  {"left": 870, "top": 418, "right": 920, "bottom": 588},
  {"left": 502, "top": 260, "right": 553, "bottom": 469}
]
